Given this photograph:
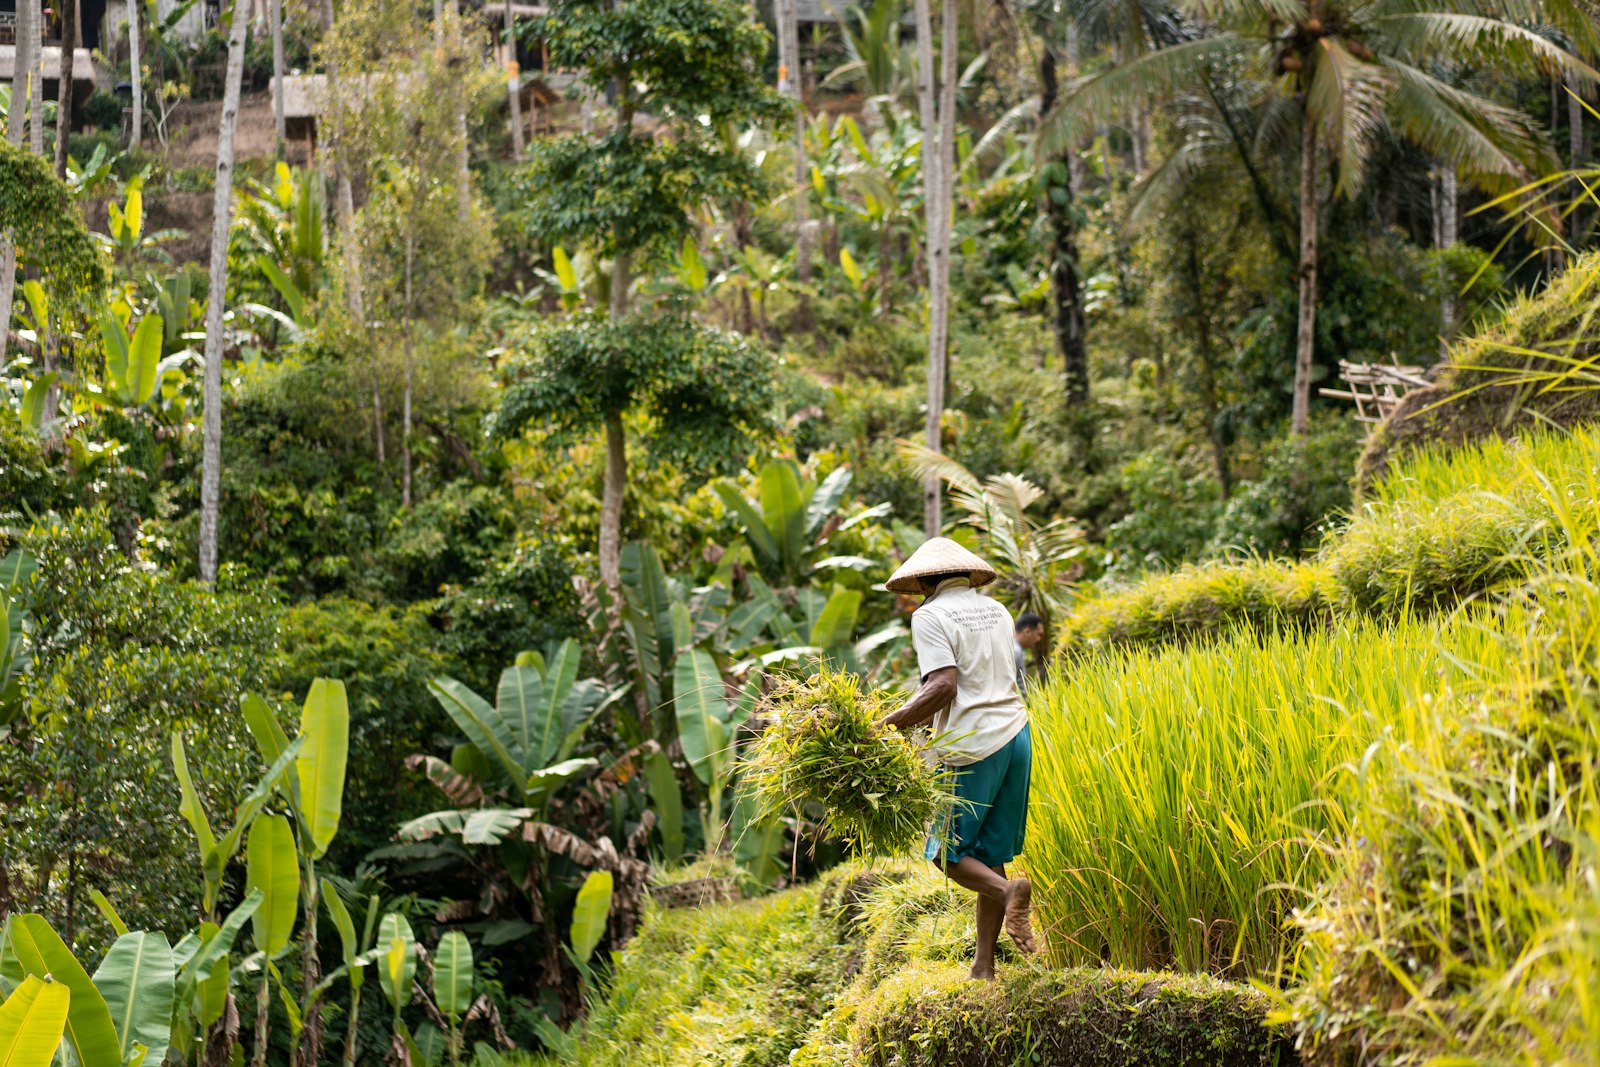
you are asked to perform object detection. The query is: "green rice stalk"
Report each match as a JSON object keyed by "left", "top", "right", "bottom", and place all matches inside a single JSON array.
[{"left": 742, "top": 666, "right": 955, "bottom": 859}]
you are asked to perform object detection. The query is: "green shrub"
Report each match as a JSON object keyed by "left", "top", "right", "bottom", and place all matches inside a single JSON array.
[
  {"left": 0, "top": 418, "right": 69, "bottom": 521},
  {"left": 0, "top": 510, "right": 283, "bottom": 937},
  {"left": 1028, "top": 615, "right": 1511, "bottom": 977},
  {"left": 1207, "top": 417, "right": 1359, "bottom": 558},
  {"left": 273, "top": 596, "right": 451, "bottom": 863}
]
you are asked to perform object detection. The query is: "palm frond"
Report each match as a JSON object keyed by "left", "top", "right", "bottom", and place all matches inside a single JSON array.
[
  {"left": 1383, "top": 58, "right": 1554, "bottom": 188},
  {"left": 896, "top": 439, "right": 982, "bottom": 493},
  {"left": 1374, "top": 13, "right": 1600, "bottom": 85},
  {"left": 1036, "top": 33, "right": 1252, "bottom": 158},
  {"left": 1128, "top": 124, "right": 1233, "bottom": 227},
  {"left": 961, "top": 96, "right": 1041, "bottom": 176},
  {"left": 1186, "top": 0, "right": 1310, "bottom": 28},
  {"left": 1306, "top": 37, "right": 1392, "bottom": 195}
]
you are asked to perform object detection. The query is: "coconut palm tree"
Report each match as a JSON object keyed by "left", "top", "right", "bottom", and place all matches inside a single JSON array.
[{"left": 1040, "top": 0, "right": 1600, "bottom": 434}]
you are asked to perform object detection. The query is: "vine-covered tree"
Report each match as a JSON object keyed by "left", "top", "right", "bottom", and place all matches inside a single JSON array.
[{"left": 515, "top": 0, "right": 788, "bottom": 588}]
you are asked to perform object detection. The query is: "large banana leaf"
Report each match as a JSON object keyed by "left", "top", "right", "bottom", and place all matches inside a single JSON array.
[
  {"left": 191, "top": 925, "right": 227, "bottom": 1028},
  {"left": 376, "top": 915, "right": 415, "bottom": 1012},
  {"left": 672, "top": 650, "right": 730, "bottom": 787},
  {"left": 803, "top": 465, "right": 854, "bottom": 542},
  {"left": 623, "top": 543, "right": 676, "bottom": 682},
  {"left": 641, "top": 751, "right": 684, "bottom": 863},
  {"left": 760, "top": 462, "right": 808, "bottom": 580},
  {"left": 731, "top": 788, "right": 785, "bottom": 889},
  {"left": 125, "top": 312, "right": 164, "bottom": 407},
  {"left": 431, "top": 934, "right": 472, "bottom": 1020},
  {"left": 175, "top": 890, "right": 262, "bottom": 1009},
  {"left": 523, "top": 758, "right": 597, "bottom": 812},
  {"left": 0, "top": 915, "right": 120, "bottom": 1067},
  {"left": 809, "top": 587, "right": 863, "bottom": 649},
  {"left": 495, "top": 664, "right": 546, "bottom": 773},
  {"left": 713, "top": 483, "right": 779, "bottom": 574},
  {"left": 0, "top": 977, "right": 71, "bottom": 1067},
  {"left": 246, "top": 815, "right": 299, "bottom": 957},
  {"left": 569, "top": 871, "right": 612, "bottom": 968},
  {"left": 169, "top": 735, "right": 216, "bottom": 865},
  {"left": 296, "top": 679, "right": 349, "bottom": 859},
  {"left": 93, "top": 932, "right": 174, "bottom": 1067},
  {"left": 319, "top": 879, "right": 367, "bottom": 992},
  {"left": 428, "top": 678, "right": 520, "bottom": 793}
]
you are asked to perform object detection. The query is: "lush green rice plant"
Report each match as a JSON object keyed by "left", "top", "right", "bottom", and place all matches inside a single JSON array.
[
  {"left": 742, "top": 667, "right": 954, "bottom": 858},
  {"left": 1026, "top": 614, "right": 1513, "bottom": 977},
  {"left": 1057, "top": 557, "right": 1341, "bottom": 655},
  {"left": 1283, "top": 494, "right": 1600, "bottom": 1064}
]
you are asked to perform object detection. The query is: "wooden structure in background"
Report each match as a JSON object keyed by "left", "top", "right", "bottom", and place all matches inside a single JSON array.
[{"left": 1319, "top": 361, "right": 1432, "bottom": 429}]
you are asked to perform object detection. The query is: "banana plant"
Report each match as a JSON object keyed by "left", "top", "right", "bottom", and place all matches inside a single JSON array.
[
  {"left": 375, "top": 913, "right": 417, "bottom": 1063},
  {"left": 103, "top": 177, "right": 185, "bottom": 267},
  {"left": 432, "top": 933, "right": 472, "bottom": 1067},
  {"left": 95, "top": 311, "right": 191, "bottom": 412},
  {"left": 712, "top": 460, "right": 889, "bottom": 590},
  {"left": 0, "top": 908, "right": 187, "bottom": 1067},
  {"left": 397, "top": 640, "right": 611, "bottom": 842},
  {"left": 238, "top": 680, "right": 349, "bottom": 1067},
  {"left": 234, "top": 163, "right": 326, "bottom": 325}
]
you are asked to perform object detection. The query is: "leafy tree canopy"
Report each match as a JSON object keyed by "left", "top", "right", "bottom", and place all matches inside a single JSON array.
[
  {"left": 520, "top": 0, "right": 790, "bottom": 258},
  {"left": 489, "top": 311, "right": 776, "bottom": 478},
  {"left": 0, "top": 141, "right": 108, "bottom": 301}
]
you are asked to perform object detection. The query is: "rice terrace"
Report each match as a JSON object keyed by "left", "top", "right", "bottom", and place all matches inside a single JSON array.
[{"left": 3, "top": 0, "right": 1600, "bottom": 1062}]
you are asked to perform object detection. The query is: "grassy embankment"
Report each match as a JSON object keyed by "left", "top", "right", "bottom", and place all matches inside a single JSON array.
[{"left": 540, "top": 408, "right": 1600, "bottom": 1063}]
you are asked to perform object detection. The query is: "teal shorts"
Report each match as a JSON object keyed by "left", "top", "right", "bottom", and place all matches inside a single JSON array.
[{"left": 925, "top": 723, "right": 1031, "bottom": 868}]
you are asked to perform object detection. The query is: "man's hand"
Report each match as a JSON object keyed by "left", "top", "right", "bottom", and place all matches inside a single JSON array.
[{"left": 882, "top": 666, "right": 958, "bottom": 731}]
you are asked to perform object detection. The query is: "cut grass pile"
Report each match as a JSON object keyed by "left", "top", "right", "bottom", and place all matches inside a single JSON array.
[
  {"left": 1027, "top": 613, "right": 1512, "bottom": 976},
  {"left": 742, "top": 667, "right": 953, "bottom": 858},
  {"left": 1058, "top": 425, "right": 1600, "bottom": 657}
]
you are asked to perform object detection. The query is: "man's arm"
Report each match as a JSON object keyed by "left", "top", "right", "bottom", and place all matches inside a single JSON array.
[{"left": 883, "top": 666, "right": 957, "bottom": 731}]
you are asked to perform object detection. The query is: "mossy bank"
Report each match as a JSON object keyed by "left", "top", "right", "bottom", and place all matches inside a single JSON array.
[{"left": 531, "top": 864, "right": 1297, "bottom": 1067}]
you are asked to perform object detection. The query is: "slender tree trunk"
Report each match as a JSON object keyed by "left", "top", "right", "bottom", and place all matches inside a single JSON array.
[
  {"left": 30, "top": 9, "right": 45, "bottom": 155},
  {"left": 251, "top": 977, "right": 270, "bottom": 1067},
  {"left": 778, "top": 0, "right": 811, "bottom": 327},
  {"left": 914, "top": 0, "right": 955, "bottom": 537},
  {"left": 54, "top": 0, "right": 77, "bottom": 177},
  {"left": 198, "top": 0, "right": 250, "bottom": 584},
  {"left": 1570, "top": 77, "right": 1589, "bottom": 238},
  {"left": 129, "top": 0, "right": 144, "bottom": 148},
  {"left": 401, "top": 232, "right": 414, "bottom": 508},
  {"left": 599, "top": 409, "right": 626, "bottom": 590},
  {"left": 271, "top": 0, "right": 285, "bottom": 155},
  {"left": 1039, "top": 49, "right": 1088, "bottom": 409},
  {"left": 1291, "top": 109, "right": 1319, "bottom": 436},
  {"left": 1434, "top": 166, "right": 1458, "bottom": 357},
  {"left": 505, "top": 0, "right": 524, "bottom": 161},
  {"left": 0, "top": 0, "right": 34, "bottom": 366}
]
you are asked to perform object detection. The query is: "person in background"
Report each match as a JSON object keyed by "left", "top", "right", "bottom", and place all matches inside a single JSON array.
[
  {"left": 1013, "top": 611, "right": 1044, "bottom": 698},
  {"left": 881, "top": 537, "right": 1036, "bottom": 980}
]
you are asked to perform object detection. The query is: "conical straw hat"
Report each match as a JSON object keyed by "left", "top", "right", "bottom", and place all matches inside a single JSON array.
[{"left": 885, "top": 537, "right": 998, "bottom": 595}]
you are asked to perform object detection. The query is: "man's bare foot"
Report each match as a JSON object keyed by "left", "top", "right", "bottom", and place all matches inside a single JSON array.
[
  {"left": 1003, "top": 877, "right": 1037, "bottom": 954},
  {"left": 969, "top": 962, "right": 996, "bottom": 981}
]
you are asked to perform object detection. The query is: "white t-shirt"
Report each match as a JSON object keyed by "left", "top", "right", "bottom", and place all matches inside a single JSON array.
[{"left": 910, "top": 578, "right": 1029, "bottom": 766}]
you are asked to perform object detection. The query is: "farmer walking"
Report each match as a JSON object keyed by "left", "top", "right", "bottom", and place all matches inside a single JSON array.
[{"left": 881, "top": 537, "right": 1037, "bottom": 979}]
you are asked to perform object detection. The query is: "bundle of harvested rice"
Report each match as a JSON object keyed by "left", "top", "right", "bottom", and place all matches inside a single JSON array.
[{"left": 742, "top": 666, "right": 954, "bottom": 858}]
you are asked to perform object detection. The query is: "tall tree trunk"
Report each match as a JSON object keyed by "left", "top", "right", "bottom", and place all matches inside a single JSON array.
[
  {"left": 1039, "top": 48, "right": 1088, "bottom": 409},
  {"left": 129, "top": 0, "right": 144, "bottom": 148},
  {"left": 198, "top": 0, "right": 250, "bottom": 584},
  {"left": 1570, "top": 77, "right": 1589, "bottom": 238},
  {"left": 271, "top": 0, "right": 284, "bottom": 154},
  {"left": 597, "top": 70, "right": 634, "bottom": 590},
  {"left": 401, "top": 232, "right": 414, "bottom": 508},
  {"left": 30, "top": 10, "right": 45, "bottom": 155},
  {"left": 778, "top": 0, "right": 811, "bottom": 327},
  {"left": 0, "top": 0, "right": 35, "bottom": 366},
  {"left": 1290, "top": 109, "right": 1319, "bottom": 436},
  {"left": 1433, "top": 165, "right": 1458, "bottom": 357},
  {"left": 295, "top": 860, "right": 324, "bottom": 1067},
  {"left": 914, "top": 0, "right": 954, "bottom": 538},
  {"left": 599, "top": 409, "right": 626, "bottom": 590},
  {"left": 505, "top": 0, "right": 524, "bottom": 161},
  {"left": 54, "top": 0, "right": 77, "bottom": 177}
]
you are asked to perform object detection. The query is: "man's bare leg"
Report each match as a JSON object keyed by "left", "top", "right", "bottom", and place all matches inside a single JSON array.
[
  {"left": 938, "top": 856, "right": 1038, "bottom": 977},
  {"left": 973, "top": 872, "right": 1005, "bottom": 979}
]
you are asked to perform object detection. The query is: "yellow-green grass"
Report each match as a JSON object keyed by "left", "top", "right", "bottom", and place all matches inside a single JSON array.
[
  {"left": 1026, "top": 613, "right": 1513, "bottom": 978},
  {"left": 1057, "top": 426, "right": 1600, "bottom": 658},
  {"left": 1282, "top": 514, "right": 1600, "bottom": 1063}
]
